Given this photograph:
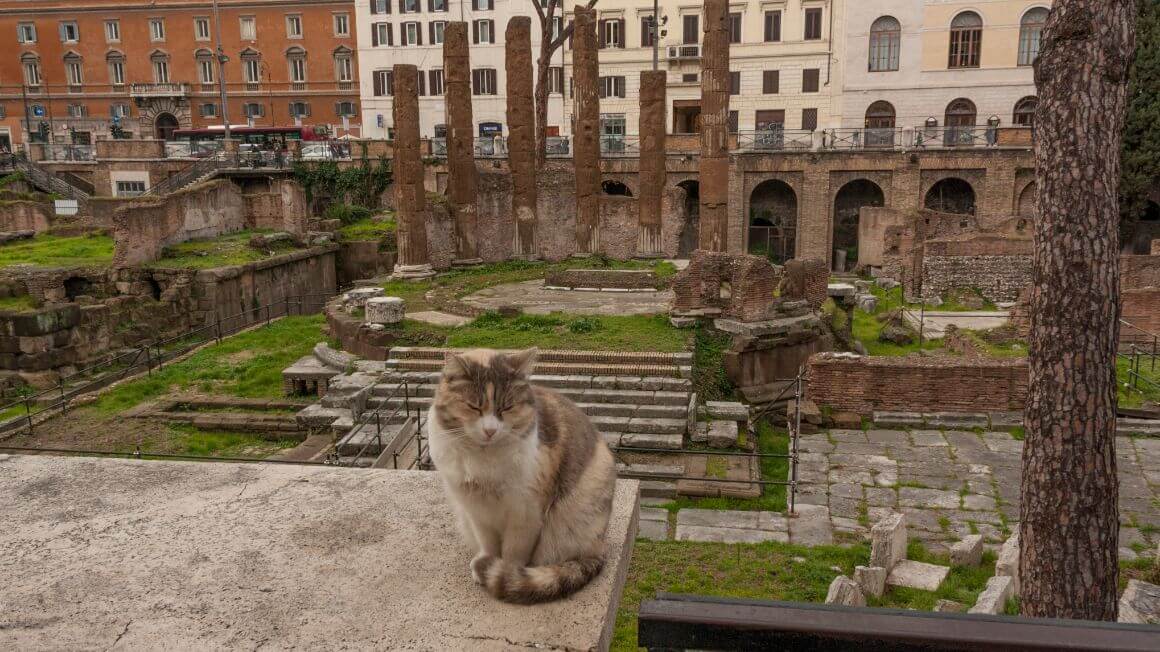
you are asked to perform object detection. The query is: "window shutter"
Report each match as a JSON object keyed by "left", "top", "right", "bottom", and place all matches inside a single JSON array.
[
  {"left": 427, "top": 0, "right": 433, "bottom": 11},
  {"left": 372, "top": 25, "right": 379, "bottom": 46},
  {"left": 373, "top": 71, "right": 383, "bottom": 96},
  {"left": 387, "top": 24, "right": 393, "bottom": 46},
  {"left": 599, "top": 21, "right": 607, "bottom": 48},
  {"left": 399, "top": 0, "right": 405, "bottom": 13},
  {"left": 417, "top": 71, "right": 426, "bottom": 96},
  {"left": 429, "top": 22, "right": 435, "bottom": 43},
  {"left": 473, "top": 21, "right": 479, "bottom": 44},
  {"left": 58, "top": 23, "right": 66, "bottom": 41},
  {"left": 416, "top": 23, "right": 423, "bottom": 45},
  {"left": 383, "top": 0, "right": 391, "bottom": 14},
  {"left": 599, "top": 78, "right": 606, "bottom": 99},
  {"left": 617, "top": 19, "right": 626, "bottom": 48},
  {"left": 370, "top": 1, "right": 378, "bottom": 15},
  {"left": 334, "top": 102, "right": 341, "bottom": 116},
  {"left": 288, "top": 101, "right": 295, "bottom": 116}
]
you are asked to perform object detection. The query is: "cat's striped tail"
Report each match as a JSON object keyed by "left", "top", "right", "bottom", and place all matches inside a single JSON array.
[{"left": 477, "top": 555, "right": 605, "bottom": 604}]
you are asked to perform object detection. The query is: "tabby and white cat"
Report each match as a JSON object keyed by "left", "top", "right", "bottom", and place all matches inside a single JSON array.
[{"left": 427, "top": 348, "right": 617, "bottom": 604}]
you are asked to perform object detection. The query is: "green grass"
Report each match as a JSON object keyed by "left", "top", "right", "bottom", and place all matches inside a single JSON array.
[
  {"left": 149, "top": 230, "right": 301, "bottom": 269},
  {"left": 89, "top": 315, "right": 328, "bottom": 413},
  {"left": 692, "top": 326, "right": 736, "bottom": 402},
  {"left": 0, "top": 233, "right": 114, "bottom": 268},
  {"left": 612, "top": 539, "right": 996, "bottom": 651},
  {"left": 663, "top": 422, "right": 788, "bottom": 514},
  {"left": 444, "top": 312, "right": 689, "bottom": 352},
  {"left": 145, "top": 424, "right": 298, "bottom": 457},
  {"left": 339, "top": 214, "right": 397, "bottom": 241},
  {"left": 0, "top": 294, "right": 37, "bottom": 312},
  {"left": 1118, "top": 356, "right": 1160, "bottom": 408}
]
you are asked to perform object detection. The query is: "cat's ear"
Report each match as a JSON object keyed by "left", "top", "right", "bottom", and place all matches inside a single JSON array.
[
  {"left": 507, "top": 347, "right": 538, "bottom": 377},
  {"left": 443, "top": 352, "right": 469, "bottom": 378}
]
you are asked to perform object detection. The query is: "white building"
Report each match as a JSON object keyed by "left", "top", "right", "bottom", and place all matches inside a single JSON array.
[
  {"left": 356, "top": 0, "right": 566, "bottom": 139},
  {"left": 839, "top": 1, "right": 1049, "bottom": 135}
]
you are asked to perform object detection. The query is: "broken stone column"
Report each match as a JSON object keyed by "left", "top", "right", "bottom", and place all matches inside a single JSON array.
[
  {"left": 365, "top": 297, "right": 405, "bottom": 325},
  {"left": 572, "top": 5, "right": 600, "bottom": 255},
  {"left": 950, "top": 534, "right": 983, "bottom": 567},
  {"left": 853, "top": 565, "right": 886, "bottom": 599},
  {"left": 506, "top": 17, "right": 538, "bottom": 259},
  {"left": 443, "top": 23, "right": 479, "bottom": 265},
  {"left": 637, "top": 70, "right": 666, "bottom": 257},
  {"left": 824, "top": 576, "right": 865, "bottom": 607},
  {"left": 698, "top": 0, "right": 730, "bottom": 252},
  {"left": 392, "top": 64, "right": 435, "bottom": 279},
  {"left": 869, "top": 513, "right": 907, "bottom": 570}
]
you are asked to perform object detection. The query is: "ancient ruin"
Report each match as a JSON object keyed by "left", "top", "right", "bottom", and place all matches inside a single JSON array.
[
  {"left": 506, "top": 17, "right": 538, "bottom": 259},
  {"left": 637, "top": 70, "right": 666, "bottom": 257},
  {"left": 391, "top": 64, "right": 435, "bottom": 279},
  {"left": 443, "top": 23, "right": 480, "bottom": 264},
  {"left": 572, "top": 5, "right": 601, "bottom": 255},
  {"left": 698, "top": 0, "right": 731, "bottom": 252}
]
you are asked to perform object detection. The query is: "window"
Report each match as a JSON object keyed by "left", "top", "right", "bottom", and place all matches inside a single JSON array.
[
  {"left": 107, "top": 52, "right": 125, "bottom": 86},
  {"left": 764, "top": 11, "right": 781, "bottom": 42},
  {"left": 472, "top": 68, "right": 497, "bottom": 95},
  {"left": 287, "top": 48, "right": 307, "bottom": 83},
  {"left": 801, "top": 108, "right": 818, "bottom": 131},
  {"left": 682, "top": 73, "right": 698, "bottom": 83},
  {"left": 729, "top": 71, "right": 740, "bottom": 95},
  {"left": 116, "top": 181, "right": 147, "bottom": 197},
  {"left": 949, "top": 12, "right": 982, "bottom": 68},
  {"left": 105, "top": 20, "right": 120, "bottom": 42},
  {"left": 599, "top": 75, "right": 626, "bottom": 99},
  {"left": 370, "top": 0, "right": 391, "bottom": 14},
  {"left": 429, "top": 69, "right": 445, "bottom": 95},
  {"left": 65, "top": 55, "right": 84, "bottom": 87},
  {"left": 242, "top": 50, "right": 261, "bottom": 84},
  {"left": 755, "top": 110, "right": 785, "bottom": 131},
  {"left": 403, "top": 21, "right": 422, "bottom": 45},
  {"left": 802, "top": 68, "right": 820, "bottom": 93},
  {"left": 865, "top": 100, "right": 896, "bottom": 128},
  {"left": 641, "top": 16, "right": 655, "bottom": 47},
  {"left": 599, "top": 18, "right": 624, "bottom": 48},
  {"left": 149, "top": 18, "right": 165, "bottom": 41},
  {"left": 240, "top": 16, "right": 257, "bottom": 40},
  {"left": 60, "top": 21, "right": 79, "bottom": 42},
  {"left": 289, "top": 101, "right": 310, "bottom": 118},
  {"left": 945, "top": 97, "right": 977, "bottom": 127},
  {"left": 430, "top": 21, "right": 446, "bottom": 44},
  {"left": 373, "top": 69, "right": 394, "bottom": 96},
  {"left": 372, "top": 23, "right": 393, "bottom": 46},
  {"left": 244, "top": 103, "right": 265, "bottom": 118},
  {"left": 334, "top": 13, "right": 350, "bottom": 36},
  {"left": 729, "top": 13, "right": 742, "bottom": 44},
  {"left": 429, "top": 0, "right": 447, "bottom": 11},
  {"left": 682, "top": 15, "right": 698, "bottom": 44},
  {"left": 199, "top": 103, "right": 218, "bottom": 117},
  {"left": 762, "top": 70, "right": 779, "bottom": 94},
  {"left": 17, "top": 23, "right": 36, "bottom": 44},
  {"left": 335, "top": 51, "right": 353, "bottom": 82},
  {"left": 401, "top": 0, "right": 419, "bottom": 13},
  {"left": 417, "top": 72, "right": 427, "bottom": 96},
  {"left": 110, "top": 103, "right": 130, "bottom": 119},
  {"left": 286, "top": 15, "right": 303, "bottom": 38},
  {"left": 728, "top": 111, "right": 739, "bottom": 133},
  {"left": 804, "top": 8, "right": 823, "bottom": 40},
  {"left": 151, "top": 52, "right": 170, "bottom": 83},
  {"left": 194, "top": 17, "right": 210, "bottom": 40},
  {"left": 1019, "top": 8, "right": 1048, "bottom": 66},
  {"left": 868, "top": 16, "right": 901, "bottom": 72},
  {"left": 197, "top": 50, "right": 215, "bottom": 84},
  {"left": 472, "top": 0, "right": 493, "bottom": 10},
  {"left": 549, "top": 67, "right": 563, "bottom": 94},
  {"left": 473, "top": 19, "right": 494, "bottom": 44},
  {"left": 22, "top": 54, "right": 42, "bottom": 86},
  {"left": 67, "top": 104, "right": 87, "bottom": 118},
  {"left": 552, "top": 16, "right": 563, "bottom": 40},
  {"left": 336, "top": 101, "right": 356, "bottom": 117},
  {"left": 1013, "top": 96, "right": 1038, "bottom": 127}
]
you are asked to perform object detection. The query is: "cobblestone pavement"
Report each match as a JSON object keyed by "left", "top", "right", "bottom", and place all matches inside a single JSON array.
[{"left": 796, "top": 429, "right": 1159, "bottom": 558}]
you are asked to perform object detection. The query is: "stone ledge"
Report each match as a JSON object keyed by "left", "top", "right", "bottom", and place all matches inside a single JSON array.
[{"left": 0, "top": 455, "right": 638, "bottom": 651}]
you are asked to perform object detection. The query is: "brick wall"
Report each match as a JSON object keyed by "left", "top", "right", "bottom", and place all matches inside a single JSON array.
[
  {"left": 0, "top": 201, "right": 51, "bottom": 233},
  {"left": 1122, "top": 288, "right": 1160, "bottom": 345},
  {"left": 112, "top": 179, "right": 246, "bottom": 267},
  {"left": 922, "top": 254, "right": 1033, "bottom": 303},
  {"left": 806, "top": 352, "right": 1029, "bottom": 415},
  {"left": 1122, "top": 255, "right": 1160, "bottom": 290}
]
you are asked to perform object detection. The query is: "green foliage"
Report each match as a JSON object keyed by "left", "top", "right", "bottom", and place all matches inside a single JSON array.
[
  {"left": 160, "top": 424, "right": 298, "bottom": 457},
  {"left": 692, "top": 326, "right": 736, "bottom": 401},
  {"left": 1121, "top": 1, "right": 1160, "bottom": 231},
  {"left": 663, "top": 422, "right": 789, "bottom": 513},
  {"left": 0, "top": 170, "right": 27, "bottom": 188},
  {"left": 0, "top": 294, "right": 37, "bottom": 312},
  {"left": 292, "top": 156, "right": 392, "bottom": 208},
  {"left": 0, "top": 233, "right": 114, "bottom": 268},
  {"left": 338, "top": 214, "right": 397, "bottom": 246},
  {"left": 324, "top": 203, "right": 374, "bottom": 225},
  {"left": 447, "top": 313, "right": 688, "bottom": 352},
  {"left": 150, "top": 230, "right": 299, "bottom": 269}
]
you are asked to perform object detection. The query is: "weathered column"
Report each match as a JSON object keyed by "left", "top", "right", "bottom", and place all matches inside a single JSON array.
[
  {"left": 443, "top": 23, "right": 480, "bottom": 265},
  {"left": 637, "top": 70, "right": 666, "bottom": 257},
  {"left": 572, "top": 5, "right": 601, "bottom": 255},
  {"left": 506, "top": 17, "right": 538, "bottom": 259},
  {"left": 698, "top": 0, "right": 730, "bottom": 252},
  {"left": 391, "top": 64, "right": 435, "bottom": 279}
]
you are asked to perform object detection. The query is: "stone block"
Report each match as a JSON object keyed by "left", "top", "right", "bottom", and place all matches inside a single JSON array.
[
  {"left": 705, "top": 400, "right": 748, "bottom": 422},
  {"left": 854, "top": 565, "right": 887, "bottom": 598},
  {"left": 343, "top": 287, "right": 384, "bottom": 310},
  {"left": 870, "top": 513, "right": 907, "bottom": 570},
  {"left": 855, "top": 293, "right": 878, "bottom": 313},
  {"left": 706, "top": 420, "right": 738, "bottom": 448},
  {"left": 825, "top": 576, "right": 866, "bottom": 607},
  {"left": 995, "top": 532, "right": 1020, "bottom": 596},
  {"left": 873, "top": 411, "right": 925, "bottom": 428},
  {"left": 950, "top": 534, "right": 984, "bottom": 567},
  {"left": 365, "top": 296, "right": 405, "bottom": 325},
  {"left": 886, "top": 560, "right": 950, "bottom": 592},
  {"left": 1118, "top": 579, "right": 1160, "bottom": 624},
  {"left": 969, "top": 575, "right": 1014, "bottom": 615},
  {"left": 923, "top": 412, "right": 989, "bottom": 429}
]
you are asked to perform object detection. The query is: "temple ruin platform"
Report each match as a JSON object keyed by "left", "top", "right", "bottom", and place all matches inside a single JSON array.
[{"left": 0, "top": 455, "right": 639, "bottom": 651}]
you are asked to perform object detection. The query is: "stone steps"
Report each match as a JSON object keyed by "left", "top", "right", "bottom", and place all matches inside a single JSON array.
[
  {"left": 379, "top": 370, "right": 692, "bottom": 394},
  {"left": 369, "top": 394, "right": 687, "bottom": 420},
  {"left": 389, "top": 346, "right": 693, "bottom": 367},
  {"left": 385, "top": 358, "right": 692, "bottom": 380}
]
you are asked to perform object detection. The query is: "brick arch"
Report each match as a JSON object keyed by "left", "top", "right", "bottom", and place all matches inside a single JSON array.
[
  {"left": 137, "top": 98, "right": 192, "bottom": 140},
  {"left": 742, "top": 172, "right": 804, "bottom": 257},
  {"left": 600, "top": 174, "right": 636, "bottom": 197},
  {"left": 1016, "top": 180, "right": 1036, "bottom": 218},
  {"left": 919, "top": 169, "right": 985, "bottom": 210}
]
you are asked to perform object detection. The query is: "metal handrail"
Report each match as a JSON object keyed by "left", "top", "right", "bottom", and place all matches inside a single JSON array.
[{"left": 144, "top": 151, "right": 229, "bottom": 196}]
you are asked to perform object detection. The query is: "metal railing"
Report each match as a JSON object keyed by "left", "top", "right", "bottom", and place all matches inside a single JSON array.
[
  {"left": 44, "top": 143, "right": 95, "bottom": 161},
  {"left": 914, "top": 125, "right": 999, "bottom": 148},
  {"left": 546, "top": 135, "right": 571, "bottom": 157},
  {"left": 474, "top": 136, "right": 508, "bottom": 158},
  {"left": 736, "top": 129, "right": 816, "bottom": 152},
  {"left": 600, "top": 135, "right": 640, "bottom": 157},
  {"left": 823, "top": 127, "right": 904, "bottom": 150},
  {"left": 164, "top": 140, "right": 224, "bottom": 159},
  {"left": 144, "top": 151, "right": 230, "bottom": 195},
  {"left": 0, "top": 152, "right": 91, "bottom": 200}
]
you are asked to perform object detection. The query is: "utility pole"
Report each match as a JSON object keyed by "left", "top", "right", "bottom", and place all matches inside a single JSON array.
[
  {"left": 212, "top": 0, "right": 231, "bottom": 139},
  {"left": 652, "top": 0, "right": 659, "bottom": 70}
]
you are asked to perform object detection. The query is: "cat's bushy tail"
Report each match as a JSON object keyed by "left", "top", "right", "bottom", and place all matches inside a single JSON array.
[{"left": 478, "top": 555, "right": 605, "bottom": 604}]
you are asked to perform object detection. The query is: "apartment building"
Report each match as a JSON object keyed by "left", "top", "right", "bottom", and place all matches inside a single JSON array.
[
  {"left": 356, "top": 0, "right": 566, "bottom": 139},
  {"left": 840, "top": 1, "right": 1049, "bottom": 133},
  {"left": 0, "top": 0, "right": 360, "bottom": 148}
]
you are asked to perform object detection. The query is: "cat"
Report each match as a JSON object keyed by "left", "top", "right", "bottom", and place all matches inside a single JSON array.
[{"left": 426, "top": 347, "right": 617, "bottom": 604}]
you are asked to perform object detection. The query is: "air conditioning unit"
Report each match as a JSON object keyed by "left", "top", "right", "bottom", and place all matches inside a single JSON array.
[{"left": 667, "top": 44, "right": 701, "bottom": 60}]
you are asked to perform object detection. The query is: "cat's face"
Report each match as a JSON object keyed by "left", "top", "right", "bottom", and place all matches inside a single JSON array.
[{"left": 434, "top": 348, "right": 538, "bottom": 447}]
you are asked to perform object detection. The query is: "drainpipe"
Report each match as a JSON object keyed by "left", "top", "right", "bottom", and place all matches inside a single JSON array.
[{"left": 825, "top": 0, "right": 834, "bottom": 86}]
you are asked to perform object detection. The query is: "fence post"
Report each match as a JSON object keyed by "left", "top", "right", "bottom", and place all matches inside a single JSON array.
[
  {"left": 215, "top": 316, "right": 222, "bottom": 344},
  {"left": 790, "top": 367, "right": 801, "bottom": 515},
  {"left": 58, "top": 378, "right": 66, "bottom": 414},
  {"left": 144, "top": 346, "right": 153, "bottom": 377},
  {"left": 24, "top": 396, "right": 33, "bottom": 434}
]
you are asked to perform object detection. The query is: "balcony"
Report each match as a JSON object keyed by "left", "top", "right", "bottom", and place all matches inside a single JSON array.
[
  {"left": 667, "top": 44, "right": 701, "bottom": 60},
  {"left": 129, "top": 82, "right": 190, "bottom": 98}
]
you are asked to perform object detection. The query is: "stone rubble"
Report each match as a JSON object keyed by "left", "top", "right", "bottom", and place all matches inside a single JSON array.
[
  {"left": 886, "top": 559, "right": 950, "bottom": 592},
  {"left": 364, "top": 296, "right": 404, "bottom": 325},
  {"left": 1118, "top": 579, "right": 1160, "bottom": 625},
  {"left": 825, "top": 576, "right": 866, "bottom": 607},
  {"left": 950, "top": 534, "right": 984, "bottom": 567},
  {"left": 995, "top": 532, "right": 1021, "bottom": 596},
  {"left": 854, "top": 565, "right": 887, "bottom": 598},
  {"left": 869, "top": 513, "right": 908, "bottom": 570},
  {"left": 969, "top": 575, "right": 1014, "bottom": 615}
]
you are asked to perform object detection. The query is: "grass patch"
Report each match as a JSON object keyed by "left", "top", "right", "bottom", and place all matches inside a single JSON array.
[
  {"left": 692, "top": 326, "right": 735, "bottom": 402},
  {"left": 664, "top": 422, "right": 788, "bottom": 513},
  {"left": 445, "top": 312, "right": 688, "bottom": 352},
  {"left": 0, "top": 233, "right": 114, "bottom": 268},
  {"left": 150, "top": 230, "right": 301, "bottom": 269},
  {"left": 147, "top": 424, "right": 298, "bottom": 457},
  {"left": 1118, "top": 356, "right": 1160, "bottom": 409},
  {"left": 339, "top": 214, "right": 397, "bottom": 242},
  {"left": 89, "top": 315, "right": 328, "bottom": 413},
  {"left": 0, "top": 294, "right": 37, "bottom": 312}
]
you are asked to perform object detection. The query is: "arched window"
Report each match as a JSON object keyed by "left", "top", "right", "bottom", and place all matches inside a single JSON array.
[
  {"left": 948, "top": 11, "right": 982, "bottom": 68},
  {"left": 865, "top": 101, "right": 896, "bottom": 129},
  {"left": 1018, "top": 8, "right": 1049, "bottom": 66},
  {"left": 195, "top": 48, "right": 214, "bottom": 85},
  {"left": 149, "top": 50, "right": 170, "bottom": 84},
  {"left": 868, "top": 16, "right": 901, "bottom": 72},
  {"left": 867, "top": 16, "right": 900, "bottom": 71},
  {"left": 286, "top": 46, "right": 307, "bottom": 85},
  {"left": 1013, "top": 96, "right": 1038, "bottom": 127},
  {"left": 945, "top": 98, "right": 977, "bottom": 127}
]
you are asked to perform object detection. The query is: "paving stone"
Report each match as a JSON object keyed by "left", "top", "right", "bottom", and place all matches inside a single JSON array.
[
  {"left": 950, "top": 534, "right": 984, "bottom": 567},
  {"left": 830, "top": 483, "right": 863, "bottom": 500},
  {"left": 854, "top": 565, "right": 887, "bottom": 598},
  {"left": 924, "top": 412, "right": 989, "bottom": 429},
  {"left": 900, "top": 508, "right": 945, "bottom": 533},
  {"left": 829, "top": 468, "right": 875, "bottom": 486},
  {"left": 706, "top": 420, "right": 739, "bottom": 448},
  {"left": 830, "top": 516, "right": 867, "bottom": 536},
  {"left": 404, "top": 310, "right": 471, "bottom": 327},
  {"left": 676, "top": 509, "right": 785, "bottom": 531},
  {"left": 898, "top": 487, "right": 961, "bottom": 509},
  {"left": 788, "top": 504, "right": 833, "bottom": 546},
  {"left": 832, "top": 442, "right": 890, "bottom": 456},
  {"left": 870, "top": 513, "right": 907, "bottom": 570},
  {"left": 637, "top": 519, "right": 669, "bottom": 541},
  {"left": 828, "top": 497, "right": 863, "bottom": 520},
  {"left": 910, "top": 430, "right": 949, "bottom": 447},
  {"left": 934, "top": 600, "right": 966, "bottom": 613},
  {"left": 639, "top": 507, "right": 669, "bottom": 522},
  {"left": 1119, "top": 579, "right": 1160, "bottom": 624},
  {"left": 830, "top": 429, "right": 868, "bottom": 443},
  {"left": 873, "top": 411, "right": 925, "bottom": 428},
  {"left": 886, "top": 560, "right": 950, "bottom": 591},
  {"left": 865, "top": 430, "right": 910, "bottom": 445},
  {"left": 961, "top": 494, "right": 997, "bottom": 511},
  {"left": 996, "top": 532, "right": 1021, "bottom": 596},
  {"left": 969, "top": 576, "right": 1014, "bottom": 614},
  {"left": 825, "top": 576, "right": 866, "bottom": 607},
  {"left": 864, "top": 487, "right": 898, "bottom": 507},
  {"left": 675, "top": 524, "right": 788, "bottom": 544}
]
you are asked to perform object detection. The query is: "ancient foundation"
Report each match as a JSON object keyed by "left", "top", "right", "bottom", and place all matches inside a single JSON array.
[
  {"left": 638, "top": 70, "right": 666, "bottom": 257},
  {"left": 392, "top": 64, "right": 435, "bottom": 279},
  {"left": 698, "top": 0, "right": 730, "bottom": 252},
  {"left": 506, "top": 17, "right": 538, "bottom": 259},
  {"left": 443, "top": 23, "right": 479, "bottom": 265},
  {"left": 572, "top": 6, "right": 601, "bottom": 255}
]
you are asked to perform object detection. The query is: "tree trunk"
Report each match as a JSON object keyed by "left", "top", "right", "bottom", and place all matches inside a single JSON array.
[{"left": 1020, "top": 0, "right": 1136, "bottom": 621}]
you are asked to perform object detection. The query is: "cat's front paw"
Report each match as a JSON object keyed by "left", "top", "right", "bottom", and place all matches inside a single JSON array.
[{"left": 470, "top": 552, "right": 497, "bottom": 585}]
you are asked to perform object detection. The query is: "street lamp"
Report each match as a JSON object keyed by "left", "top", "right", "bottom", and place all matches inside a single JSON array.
[{"left": 211, "top": 0, "right": 231, "bottom": 139}]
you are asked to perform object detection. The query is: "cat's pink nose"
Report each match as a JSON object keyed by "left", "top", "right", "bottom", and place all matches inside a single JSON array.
[{"left": 482, "top": 427, "right": 497, "bottom": 439}]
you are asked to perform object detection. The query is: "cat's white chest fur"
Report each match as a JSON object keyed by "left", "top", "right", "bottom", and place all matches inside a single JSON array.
[{"left": 427, "top": 406, "right": 541, "bottom": 500}]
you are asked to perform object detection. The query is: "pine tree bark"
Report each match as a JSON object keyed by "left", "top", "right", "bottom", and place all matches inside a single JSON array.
[{"left": 1021, "top": 0, "right": 1136, "bottom": 621}]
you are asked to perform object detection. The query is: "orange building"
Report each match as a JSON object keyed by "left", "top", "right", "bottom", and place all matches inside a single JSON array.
[{"left": 0, "top": 0, "right": 359, "bottom": 149}]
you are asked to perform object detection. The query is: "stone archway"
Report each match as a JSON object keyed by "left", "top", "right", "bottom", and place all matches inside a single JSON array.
[
  {"left": 1017, "top": 181, "right": 1036, "bottom": 219},
  {"left": 601, "top": 180, "right": 633, "bottom": 197},
  {"left": 925, "top": 177, "right": 977, "bottom": 215},
  {"left": 137, "top": 97, "right": 192, "bottom": 141},
  {"left": 748, "top": 179, "right": 798, "bottom": 263},
  {"left": 154, "top": 113, "right": 179, "bottom": 140},
  {"left": 676, "top": 180, "right": 699, "bottom": 257},
  {"left": 832, "top": 179, "right": 885, "bottom": 272}
]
